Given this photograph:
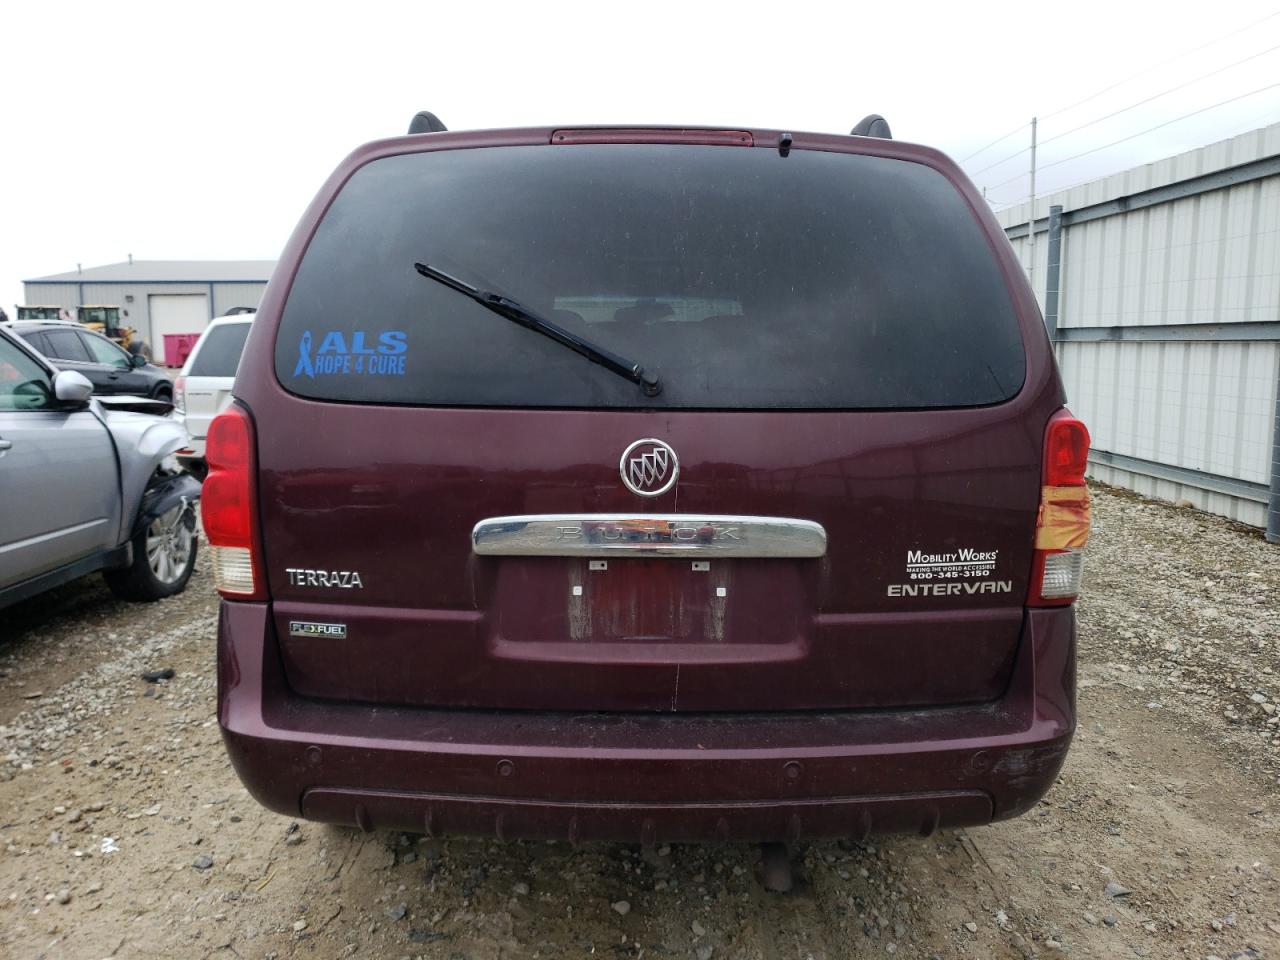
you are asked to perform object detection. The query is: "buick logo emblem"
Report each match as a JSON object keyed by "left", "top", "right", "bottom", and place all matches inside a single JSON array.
[{"left": 620, "top": 438, "right": 679, "bottom": 497}]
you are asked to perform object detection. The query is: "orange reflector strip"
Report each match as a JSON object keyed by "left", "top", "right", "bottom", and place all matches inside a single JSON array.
[{"left": 1035, "top": 485, "right": 1092, "bottom": 550}]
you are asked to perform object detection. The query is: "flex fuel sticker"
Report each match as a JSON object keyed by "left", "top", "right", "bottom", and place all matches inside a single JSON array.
[
  {"left": 293, "top": 330, "right": 408, "bottom": 379},
  {"left": 288, "top": 621, "right": 348, "bottom": 639},
  {"left": 887, "top": 547, "right": 1012, "bottom": 598}
]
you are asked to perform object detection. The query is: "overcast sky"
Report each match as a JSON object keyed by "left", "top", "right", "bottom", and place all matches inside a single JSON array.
[{"left": 3, "top": 0, "right": 1279, "bottom": 313}]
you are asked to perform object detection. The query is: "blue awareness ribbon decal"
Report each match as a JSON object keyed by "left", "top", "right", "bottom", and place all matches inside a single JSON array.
[{"left": 293, "top": 330, "right": 315, "bottom": 379}]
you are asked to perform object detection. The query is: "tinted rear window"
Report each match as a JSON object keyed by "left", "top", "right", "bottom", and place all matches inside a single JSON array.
[
  {"left": 276, "top": 145, "right": 1024, "bottom": 408},
  {"left": 190, "top": 322, "right": 251, "bottom": 377},
  {"left": 42, "top": 328, "right": 92, "bottom": 362}
]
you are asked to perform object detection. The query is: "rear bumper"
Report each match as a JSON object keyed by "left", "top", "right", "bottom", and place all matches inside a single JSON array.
[
  {"left": 217, "top": 602, "right": 1075, "bottom": 842},
  {"left": 172, "top": 421, "right": 206, "bottom": 460},
  {"left": 175, "top": 432, "right": 206, "bottom": 480}
]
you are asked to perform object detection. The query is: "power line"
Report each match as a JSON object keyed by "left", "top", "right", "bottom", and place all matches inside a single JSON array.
[
  {"left": 1036, "top": 81, "right": 1280, "bottom": 174},
  {"left": 969, "top": 143, "right": 1031, "bottom": 177},
  {"left": 980, "top": 81, "right": 1280, "bottom": 194},
  {"left": 961, "top": 122, "right": 1029, "bottom": 163},
  {"left": 1039, "top": 41, "right": 1280, "bottom": 148},
  {"left": 1040, "top": 9, "right": 1280, "bottom": 122},
  {"left": 984, "top": 167, "right": 1030, "bottom": 192}
]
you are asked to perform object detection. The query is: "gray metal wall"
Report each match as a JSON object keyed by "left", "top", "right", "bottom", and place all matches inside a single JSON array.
[
  {"left": 20, "top": 280, "right": 267, "bottom": 351},
  {"left": 998, "top": 122, "right": 1280, "bottom": 529}
]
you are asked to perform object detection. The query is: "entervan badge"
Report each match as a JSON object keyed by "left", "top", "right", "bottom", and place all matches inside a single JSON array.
[{"left": 620, "top": 438, "right": 679, "bottom": 497}]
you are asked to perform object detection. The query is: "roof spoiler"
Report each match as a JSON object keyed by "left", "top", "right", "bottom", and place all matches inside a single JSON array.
[
  {"left": 408, "top": 111, "right": 448, "bottom": 134},
  {"left": 850, "top": 115, "right": 892, "bottom": 139}
]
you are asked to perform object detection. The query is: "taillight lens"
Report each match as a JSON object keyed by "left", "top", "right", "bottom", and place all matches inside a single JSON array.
[
  {"left": 1028, "top": 411, "right": 1092, "bottom": 607},
  {"left": 203, "top": 404, "right": 263, "bottom": 598},
  {"left": 1043, "top": 416, "right": 1090, "bottom": 486},
  {"left": 173, "top": 376, "right": 186, "bottom": 414}
]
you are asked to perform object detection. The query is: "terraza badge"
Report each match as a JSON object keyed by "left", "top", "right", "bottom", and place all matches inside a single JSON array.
[{"left": 286, "top": 568, "right": 364, "bottom": 588}]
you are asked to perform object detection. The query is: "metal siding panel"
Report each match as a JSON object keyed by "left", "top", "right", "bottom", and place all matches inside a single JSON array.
[
  {"left": 1057, "top": 228, "right": 1073, "bottom": 328},
  {"left": 1192, "top": 190, "right": 1225, "bottom": 323},
  {"left": 1134, "top": 340, "right": 1158, "bottom": 461},
  {"left": 1220, "top": 181, "right": 1250, "bottom": 320},
  {"left": 20, "top": 284, "right": 77, "bottom": 308},
  {"left": 1097, "top": 216, "right": 1120, "bottom": 326},
  {"left": 1094, "top": 342, "right": 1118, "bottom": 455},
  {"left": 1209, "top": 342, "right": 1240, "bottom": 479},
  {"left": 1149, "top": 203, "right": 1175, "bottom": 326},
  {"left": 211, "top": 282, "right": 266, "bottom": 318},
  {"left": 1036, "top": 228, "right": 1050, "bottom": 309},
  {"left": 1258, "top": 178, "right": 1280, "bottom": 316},
  {"left": 1177, "top": 348, "right": 1208, "bottom": 476},
  {"left": 1118, "top": 208, "right": 1143, "bottom": 326},
  {"left": 1243, "top": 343, "right": 1278, "bottom": 484},
  {"left": 1165, "top": 196, "right": 1194, "bottom": 325},
  {"left": 1059, "top": 225, "right": 1081, "bottom": 328},
  {"left": 1114, "top": 342, "right": 1138, "bottom": 454},
  {"left": 1156, "top": 344, "right": 1184, "bottom": 467},
  {"left": 1066, "top": 219, "right": 1094, "bottom": 328}
]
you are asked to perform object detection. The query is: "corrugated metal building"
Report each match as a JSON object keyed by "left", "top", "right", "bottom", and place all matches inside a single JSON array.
[
  {"left": 996, "top": 122, "right": 1280, "bottom": 530},
  {"left": 22, "top": 260, "right": 274, "bottom": 364}
]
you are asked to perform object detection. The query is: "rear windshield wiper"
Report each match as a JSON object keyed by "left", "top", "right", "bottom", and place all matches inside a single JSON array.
[{"left": 413, "top": 262, "right": 662, "bottom": 397}]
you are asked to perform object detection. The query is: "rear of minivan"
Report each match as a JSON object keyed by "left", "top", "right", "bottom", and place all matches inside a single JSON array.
[{"left": 210, "top": 126, "right": 1090, "bottom": 843}]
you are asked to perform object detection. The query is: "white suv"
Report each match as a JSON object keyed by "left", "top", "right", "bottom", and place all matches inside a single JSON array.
[{"left": 174, "top": 312, "right": 254, "bottom": 477}]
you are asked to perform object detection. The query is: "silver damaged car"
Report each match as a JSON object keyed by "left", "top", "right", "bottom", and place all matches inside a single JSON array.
[{"left": 0, "top": 326, "right": 201, "bottom": 609}]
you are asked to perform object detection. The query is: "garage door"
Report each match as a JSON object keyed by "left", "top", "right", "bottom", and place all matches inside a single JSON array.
[{"left": 149, "top": 294, "right": 209, "bottom": 364}]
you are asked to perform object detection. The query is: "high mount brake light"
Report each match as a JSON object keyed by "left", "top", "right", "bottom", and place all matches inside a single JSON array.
[
  {"left": 203, "top": 403, "right": 264, "bottom": 599},
  {"left": 1029, "top": 411, "right": 1092, "bottom": 607},
  {"left": 549, "top": 128, "right": 754, "bottom": 147}
]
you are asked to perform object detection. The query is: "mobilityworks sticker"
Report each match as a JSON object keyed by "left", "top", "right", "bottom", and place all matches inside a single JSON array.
[{"left": 293, "top": 330, "right": 408, "bottom": 379}]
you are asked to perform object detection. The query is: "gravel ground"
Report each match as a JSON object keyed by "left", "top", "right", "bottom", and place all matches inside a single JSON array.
[{"left": 1, "top": 483, "right": 1277, "bottom": 960}]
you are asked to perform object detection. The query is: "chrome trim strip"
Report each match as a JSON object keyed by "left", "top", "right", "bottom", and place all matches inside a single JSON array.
[{"left": 472, "top": 514, "right": 827, "bottom": 558}]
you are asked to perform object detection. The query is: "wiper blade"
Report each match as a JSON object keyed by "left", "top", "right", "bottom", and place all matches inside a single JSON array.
[{"left": 413, "top": 262, "right": 662, "bottom": 397}]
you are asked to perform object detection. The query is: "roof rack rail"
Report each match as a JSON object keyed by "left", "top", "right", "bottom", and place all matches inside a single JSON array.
[
  {"left": 850, "top": 115, "right": 892, "bottom": 139},
  {"left": 408, "top": 111, "right": 448, "bottom": 135},
  {"left": 3, "top": 318, "right": 83, "bottom": 328}
]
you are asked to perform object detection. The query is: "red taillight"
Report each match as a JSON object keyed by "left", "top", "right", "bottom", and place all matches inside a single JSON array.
[
  {"left": 203, "top": 404, "right": 263, "bottom": 599},
  {"left": 1044, "top": 415, "right": 1090, "bottom": 486},
  {"left": 1028, "top": 411, "right": 1092, "bottom": 607}
]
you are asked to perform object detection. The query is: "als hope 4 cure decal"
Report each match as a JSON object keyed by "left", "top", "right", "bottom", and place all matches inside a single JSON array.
[{"left": 293, "top": 330, "right": 408, "bottom": 379}]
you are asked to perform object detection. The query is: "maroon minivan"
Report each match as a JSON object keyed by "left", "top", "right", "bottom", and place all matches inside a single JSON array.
[{"left": 207, "top": 118, "right": 1092, "bottom": 844}]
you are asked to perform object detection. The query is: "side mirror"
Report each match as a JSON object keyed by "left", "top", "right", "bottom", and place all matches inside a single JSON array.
[
  {"left": 53, "top": 369, "right": 94, "bottom": 405},
  {"left": 131, "top": 352, "right": 147, "bottom": 368}
]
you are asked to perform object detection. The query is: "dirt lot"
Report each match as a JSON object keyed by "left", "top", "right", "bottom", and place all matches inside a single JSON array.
[{"left": 1, "top": 484, "right": 1278, "bottom": 960}]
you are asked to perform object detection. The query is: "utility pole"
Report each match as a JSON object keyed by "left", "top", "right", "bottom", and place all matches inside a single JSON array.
[{"left": 1028, "top": 117, "right": 1038, "bottom": 297}]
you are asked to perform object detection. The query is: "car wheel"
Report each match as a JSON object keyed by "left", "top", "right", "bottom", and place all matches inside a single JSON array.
[
  {"left": 153, "top": 385, "right": 173, "bottom": 403},
  {"left": 104, "top": 502, "right": 198, "bottom": 601}
]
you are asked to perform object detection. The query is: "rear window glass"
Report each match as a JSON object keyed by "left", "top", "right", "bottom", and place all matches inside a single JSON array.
[
  {"left": 276, "top": 145, "right": 1025, "bottom": 409},
  {"left": 41, "top": 328, "right": 92, "bottom": 363},
  {"left": 190, "top": 322, "right": 251, "bottom": 377}
]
